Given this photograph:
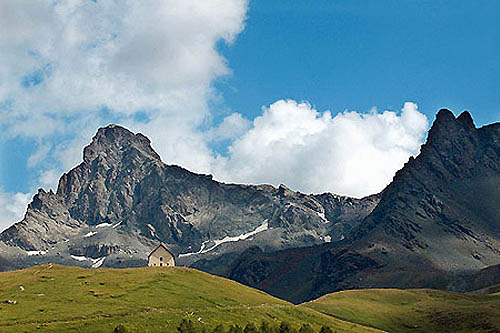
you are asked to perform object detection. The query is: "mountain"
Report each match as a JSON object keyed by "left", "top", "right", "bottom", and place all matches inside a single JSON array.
[
  {"left": 0, "top": 255, "right": 13, "bottom": 272},
  {"left": 3, "top": 109, "right": 500, "bottom": 306},
  {"left": 0, "top": 125, "right": 378, "bottom": 269},
  {"left": 216, "top": 110, "right": 500, "bottom": 302},
  {"left": 351, "top": 110, "right": 500, "bottom": 270}
]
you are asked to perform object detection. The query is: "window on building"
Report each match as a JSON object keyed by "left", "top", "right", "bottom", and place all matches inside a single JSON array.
[
  {"left": 160, "top": 257, "right": 163, "bottom": 261},
  {"left": 160, "top": 263, "right": 163, "bottom": 267}
]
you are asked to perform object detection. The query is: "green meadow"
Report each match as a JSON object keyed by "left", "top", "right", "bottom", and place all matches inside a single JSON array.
[
  {"left": 303, "top": 288, "right": 500, "bottom": 333},
  {"left": 0, "top": 265, "right": 378, "bottom": 332}
]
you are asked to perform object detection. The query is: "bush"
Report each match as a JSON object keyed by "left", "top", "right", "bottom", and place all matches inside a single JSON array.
[
  {"left": 279, "top": 322, "right": 292, "bottom": 333},
  {"left": 178, "top": 318, "right": 196, "bottom": 333},
  {"left": 244, "top": 323, "right": 259, "bottom": 333},
  {"left": 213, "top": 324, "right": 225, "bottom": 333},
  {"left": 228, "top": 324, "right": 243, "bottom": 333},
  {"left": 319, "top": 326, "right": 333, "bottom": 333},
  {"left": 259, "top": 321, "right": 273, "bottom": 333},
  {"left": 298, "top": 324, "right": 314, "bottom": 333},
  {"left": 114, "top": 324, "right": 127, "bottom": 333}
]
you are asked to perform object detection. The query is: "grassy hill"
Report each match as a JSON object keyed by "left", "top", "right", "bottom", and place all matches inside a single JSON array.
[
  {"left": 302, "top": 288, "right": 500, "bottom": 333},
  {"left": 0, "top": 264, "right": 379, "bottom": 332}
]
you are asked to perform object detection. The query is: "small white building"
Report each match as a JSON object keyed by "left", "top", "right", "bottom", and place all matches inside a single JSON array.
[{"left": 148, "top": 243, "right": 175, "bottom": 267}]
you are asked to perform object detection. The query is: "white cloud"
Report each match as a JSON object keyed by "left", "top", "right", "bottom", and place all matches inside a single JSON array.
[
  {"left": 0, "top": 191, "right": 32, "bottom": 232},
  {"left": 0, "top": 0, "right": 248, "bottom": 231},
  {"left": 213, "top": 100, "right": 429, "bottom": 198},
  {"left": 208, "top": 113, "right": 252, "bottom": 141},
  {"left": 39, "top": 169, "right": 62, "bottom": 191},
  {"left": 0, "top": 0, "right": 248, "bottom": 174},
  {"left": 0, "top": 1, "right": 431, "bottom": 232}
]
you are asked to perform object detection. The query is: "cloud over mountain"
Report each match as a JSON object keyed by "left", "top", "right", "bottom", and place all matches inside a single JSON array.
[
  {"left": 0, "top": 0, "right": 248, "bottom": 230},
  {"left": 0, "top": 0, "right": 429, "bottom": 231},
  {"left": 213, "top": 100, "right": 428, "bottom": 198}
]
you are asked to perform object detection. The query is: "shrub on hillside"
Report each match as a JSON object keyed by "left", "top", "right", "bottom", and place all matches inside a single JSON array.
[
  {"left": 178, "top": 318, "right": 196, "bottom": 333},
  {"left": 244, "top": 323, "right": 258, "bottom": 333},
  {"left": 212, "top": 324, "right": 225, "bottom": 333},
  {"left": 298, "top": 324, "right": 314, "bottom": 333},
  {"left": 279, "top": 321, "right": 298, "bottom": 333},
  {"left": 228, "top": 324, "right": 243, "bottom": 333},
  {"left": 259, "top": 321, "right": 273, "bottom": 333},
  {"left": 114, "top": 324, "right": 127, "bottom": 333},
  {"left": 319, "top": 326, "right": 333, "bottom": 333}
]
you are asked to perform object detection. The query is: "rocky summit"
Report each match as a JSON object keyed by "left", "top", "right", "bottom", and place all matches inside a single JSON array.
[
  {"left": 217, "top": 110, "right": 500, "bottom": 303},
  {"left": 3, "top": 110, "right": 500, "bottom": 305},
  {"left": 0, "top": 125, "right": 378, "bottom": 269}
]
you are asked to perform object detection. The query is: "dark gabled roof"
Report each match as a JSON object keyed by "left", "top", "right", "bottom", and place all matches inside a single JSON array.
[{"left": 148, "top": 243, "right": 174, "bottom": 259}]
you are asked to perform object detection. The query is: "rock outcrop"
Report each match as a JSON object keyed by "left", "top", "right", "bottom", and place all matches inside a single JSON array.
[
  {"left": 0, "top": 125, "right": 378, "bottom": 269},
  {"left": 218, "top": 110, "right": 500, "bottom": 302}
]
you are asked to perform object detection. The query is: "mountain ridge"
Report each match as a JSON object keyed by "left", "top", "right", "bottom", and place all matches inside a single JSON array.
[
  {"left": 3, "top": 109, "right": 500, "bottom": 305},
  {"left": 210, "top": 109, "right": 500, "bottom": 302},
  {"left": 0, "top": 124, "right": 378, "bottom": 269}
]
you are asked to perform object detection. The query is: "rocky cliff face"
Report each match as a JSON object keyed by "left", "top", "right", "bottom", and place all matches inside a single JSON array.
[
  {"left": 0, "top": 125, "right": 378, "bottom": 269},
  {"left": 219, "top": 110, "right": 500, "bottom": 303},
  {"left": 352, "top": 110, "right": 500, "bottom": 272}
]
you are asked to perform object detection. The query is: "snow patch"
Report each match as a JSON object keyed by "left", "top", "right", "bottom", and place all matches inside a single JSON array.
[
  {"left": 91, "top": 257, "right": 106, "bottom": 268},
  {"left": 70, "top": 255, "right": 106, "bottom": 268},
  {"left": 71, "top": 255, "right": 88, "bottom": 262},
  {"left": 324, "top": 235, "right": 332, "bottom": 243},
  {"left": 179, "top": 220, "right": 269, "bottom": 258},
  {"left": 27, "top": 250, "right": 47, "bottom": 256},
  {"left": 112, "top": 222, "right": 122, "bottom": 229},
  {"left": 84, "top": 231, "right": 97, "bottom": 238},
  {"left": 95, "top": 223, "right": 112, "bottom": 228},
  {"left": 147, "top": 224, "right": 156, "bottom": 237},
  {"left": 316, "top": 211, "right": 330, "bottom": 223}
]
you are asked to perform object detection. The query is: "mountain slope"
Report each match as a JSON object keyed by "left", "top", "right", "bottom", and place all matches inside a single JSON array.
[
  {"left": 0, "top": 264, "right": 379, "bottom": 332},
  {"left": 0, "top": 125, "right": 378, "bottom": 269},
  {"left": 351, "top": 110, "right": 500, "bottom": 272},
  {"left": 0, "top": 255, "right": 13, "bottom": 272},
  {"left": 220, "top": 110, "right": 500, "bottom": 302},
  {"left": 303, "top": 288, "right": 500, "bottom": 333}
]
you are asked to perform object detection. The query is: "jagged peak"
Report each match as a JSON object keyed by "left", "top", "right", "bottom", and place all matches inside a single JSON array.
[
  {"left": 278, "top": 184, "right": 294, "bottom": 197},
  {"left": 456, "top": 111, "right": 475, "bottom": 128},
  {"left": 93, "top": 124, "right": 149, "bottom": 146},
  {"left": 435, "top": 109, "right": 455, "bottom": 122},
  {"left": 426, "top": 109, "right": 477, "bottom": 145},
  {"left": 83, "top": 124, "right": 161, "bottom": 163}
]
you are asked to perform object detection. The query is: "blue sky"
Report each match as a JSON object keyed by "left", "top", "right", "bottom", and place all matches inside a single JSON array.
[
  {"left": 1, "top": 0, "right": 499, "bottom": 229},
  {"left": 216, "top": 0, "right": 500, "bottom": 125}
]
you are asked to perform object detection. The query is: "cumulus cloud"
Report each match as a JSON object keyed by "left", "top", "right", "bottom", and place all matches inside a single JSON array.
[
  {"left": 208, "top": 113, "right": 252, "bottom": 142},
  {"left": 0, "top": 0, "right": 248, "bottom": 173},
  {"left": 0, "top": 191, "right": 32, "bottom": 232},
  {"left": 0, "top": 0, "right": 248, "bottom": 230},
  {"left": 0, "top": 1, "right": 430, "bottom": 232},
  {"left": 213, "top": 100, "right": 429, "bottom": 198}
]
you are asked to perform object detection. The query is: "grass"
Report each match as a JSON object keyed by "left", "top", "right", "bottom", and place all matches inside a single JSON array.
[
  {"left": 0, "top": 264, "right": 379, "bottom": 332},
  {"left": 302, "top": 288, "right": 500, "bottom": 333}
]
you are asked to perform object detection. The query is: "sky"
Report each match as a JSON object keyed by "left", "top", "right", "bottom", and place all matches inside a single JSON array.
[{"left": 1, "top": 0, "right": 500, "bottom": 231}]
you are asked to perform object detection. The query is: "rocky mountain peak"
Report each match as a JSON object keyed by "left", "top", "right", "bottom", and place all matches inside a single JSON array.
[
  {"left": 435, "top": 108, "right": 456, "bottom": 122},
  {"left": 424, "top": 109, "right": 478, "bottom": 152},
  {"left": 82, "top": 124, "right": 161, "bottom": 164},
  {"left": 56, "top": 124, "right": 163, "bottom": 208},
  {"left": 456, "top": 111, "right": 475, "bottom": 128},
  {"left": 278, "top": 184, "right": 294, "bottom": 197}
]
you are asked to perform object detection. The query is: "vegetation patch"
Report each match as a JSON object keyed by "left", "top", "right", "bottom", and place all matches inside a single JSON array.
[
  {"left": 302, "top": 288, "right": 500, "bottom": 333},
  {"left": 0, "top": 264, "right": 378, "bottom": 332}
]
